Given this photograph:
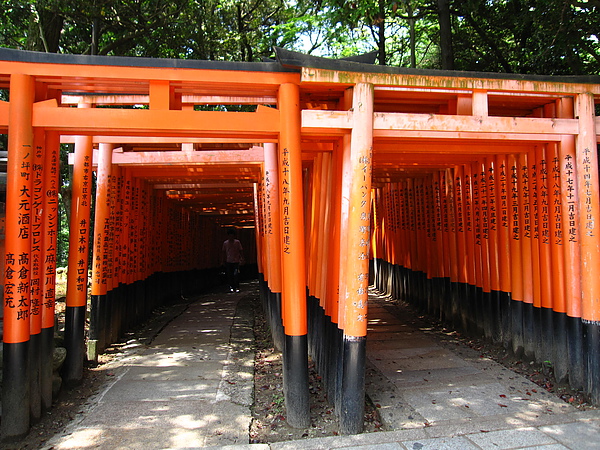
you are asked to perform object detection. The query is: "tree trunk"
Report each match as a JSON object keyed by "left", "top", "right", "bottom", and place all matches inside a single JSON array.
[
  {"left": 91, "top": 18, "right": 99, "bottom": 55},
  {"left": 38, "top": 8, "right": 64, "bottom": 53},
  {"left": 378, "top": 0, "right": 386, "bottom": 65},
  {"left": 437, "top": 0, "right": 454, "bottom": 69},
  {"left": 406, "top": 1, "right": 416, "bottom": 68}
]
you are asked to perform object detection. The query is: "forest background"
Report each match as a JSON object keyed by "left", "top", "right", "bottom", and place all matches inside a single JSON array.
[{"left": 0, "top": 0, "right": 599, "bottom": 265}]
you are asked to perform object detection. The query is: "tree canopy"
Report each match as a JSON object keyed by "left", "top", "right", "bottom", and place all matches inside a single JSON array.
[{"left": 0, "top": 0, "right": 598, "bottom": 75}]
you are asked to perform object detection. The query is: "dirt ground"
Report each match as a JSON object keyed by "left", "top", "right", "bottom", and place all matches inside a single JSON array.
[
  {"left": 248, "top": 295, "right": 384, "bottom": 443},
  {"left": 7, "top": 291, "right": 594, "bottom": 449}
]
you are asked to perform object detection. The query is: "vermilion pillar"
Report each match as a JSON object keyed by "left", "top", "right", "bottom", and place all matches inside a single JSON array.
[
  {"left": 278, "top": 82, "right": 309, "bottom": 428},
  {"left": 264, "top": 142, "right": 284, "bottom": 350},
  {"left": 2, "top": 73, "right": 35, "bottom": 440},
  {"left": 339, "top": 82, "right": 374, "bottom": 434},
  {"left": 557, "top": 98, "right": 584, "bottom": 389},
  {"left": 64, "top": 107, "right": 94, "bottom": 385},
  {"left": 574, "top": 92, "right": 600, "bottom": 403},
  {"left": 29, "top": 128, "right": 45, "bottom": 421},
  {"left": 41, "top": 131, "right": 60, "bottom": 411},
  {"left": 496, "top": 154, "right": 512, "bottom": 349},
  {"left": 89, "top": 143, "right": 113, "bottom": 360}
]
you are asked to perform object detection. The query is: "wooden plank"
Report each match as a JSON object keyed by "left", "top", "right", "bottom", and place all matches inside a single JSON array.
[
  {"left": 301, "top": 67, "right": 600, "bottom": 95},
  {"left": 302, "top": 109, "right": 578, "bottom": 135},
  {"left": 34, "top": 102, "right": 280, "bottom": 137}
]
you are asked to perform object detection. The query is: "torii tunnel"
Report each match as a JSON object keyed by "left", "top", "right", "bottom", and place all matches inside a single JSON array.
[{"left": 1, "top": 47, "right": 600, "bottom": 440}]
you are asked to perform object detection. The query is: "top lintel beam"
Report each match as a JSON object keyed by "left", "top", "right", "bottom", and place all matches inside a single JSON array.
[
  {"left": 301, "top": 67, "right": 600, "bottom": 95},
  {"left": 0, "top": 59, "right": 299, "bottom": 87}
]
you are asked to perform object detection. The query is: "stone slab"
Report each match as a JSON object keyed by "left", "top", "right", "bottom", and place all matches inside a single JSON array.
[
  {"left": 401, "top": 435, "right": 480, "bottom": 449},
  {"left": 99, "top": 379, "right": 221, "bottom": 402},
  {"left": 466, "top": 427, "right": 560, "bottom": 449},
  {"left": 120, "top": 363, "right": 225, "bottom": 381},
  {"left": 539, "top": 421, "right": 600, "bottom": 449},
  {"left": 131, "top": 348, "right": 230, "bottom": 365}
]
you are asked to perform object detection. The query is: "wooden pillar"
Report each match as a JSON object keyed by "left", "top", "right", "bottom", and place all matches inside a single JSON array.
[
  {"left": 64, "top": 102, "right": 94, "bottom": 385},
  {"left": 2, "top": 73, "right": 35, "bottom": 441},
  {"left": 89, "top": 143, "right": 113, "bottom": 361},
  {"left": 29, "top": 128, "right": 45, "bottom": 421},
  {"left": 41, "top": 131, "right": 60, "bottom": 410},
  {"left": 339, "top": 82, "right": 374, "bottom": 434},
  {"left": 557, "top": 98, "right": 585, "bottom": 389},
  {"left": 264, "top": 142, "right": 284, "bottom": 350},
  {"left": 508, "top": 153, "right": 525, "bottom": 356},
  {"left": 574, "top": 92, "right": 600, "bottom": 403},
  {"left": 547, "top": 142, "right": 568, "bottom": 382},
  {"left": 496, "top": 154, "right": 513, "bottom": 350},
  {"left": 519, "top": 152, "right": 535, "bottom": 359},
  {"left": 278, "top": 82, "right": 309, "bottom": 428}
]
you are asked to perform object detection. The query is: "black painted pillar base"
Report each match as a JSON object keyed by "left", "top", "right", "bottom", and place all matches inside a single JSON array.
[
  {"left": 29, "top": 332, "right": 42, "bottom": 422},
  {"left": 1, "top": 341, "right": 30, "bottom": 441},
  {"left": 105, "top": 289, "right": 114, "bottom": 347},
  {"left": 88, "top": 294, "right": 105, "bottom": 362},
  {"left": 258, "top": 274, "right": 267, "bottom": 311},
  {"left": 447, "top": 281, "right": 459, "bottom": 328},
  {"left": 473, "top": 286, "right": 485, "bottom": 337},
  {"left": 339, "top": 335, "right": 366, "bottom": 435},
  {"left": 567, "top": 315, "right": 585, "bottom": 390},
  {"left": 532, "top": 305, "right": 543, "bottom": 364},
  {"left": 271, "top": 293, "right": 284, "bottom": 352},
  {"left": 490, "top": 290, "right": 502, "bottom": 344},
  {"left": 40, "top": 326, "right": 54, "bottom": 410},
  {"left": 511, "top": 300, "right": 525, "bottom": 358},
  {"left": 283, "top": 334, "right": 310, "bottom": 428},
  {"left": 323, "top": 315, "right": 337, "bottom": 398},
  {"left": 553, "top": 312, "right": 569, "bottom": 384},
  {"left": 499, "top": 291, "right": 512, "bottom": 351},
  {"left": 540, "top": 307, "right": 554, "bottom": 368},
  {"left": 523, "top": 302, "right": 536, "bottom": 361},
  {"left": 464, "top": 284, "right": 477, "bottom": 335},
  {"left": 482, "top": 290, "right": 493, "bottom": 341},
  {"left": 63, "top": 305, "right": 86, "bottom": 386},
  {"left": 584, "top": 321, "right": 600, "bottom": 404},
  {"left": 135, "top": 279, "right": 145, "bottom": 327},
  {"left": 327, "top": 323, "right": 344, "bottom": 406},
  {"left": 97, "top": 292, "right": 107, "bottom": 353}
]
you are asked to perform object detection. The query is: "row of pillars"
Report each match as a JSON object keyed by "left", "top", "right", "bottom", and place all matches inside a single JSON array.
[
  {"left": 254, "top": 83, "right": 374, "bottom": 434},
  {"left": 1, "top": 74, "right": 244, "bottom": 440},
  {"left": 371, "top": 95, "right": 600, "bottom": 404}
]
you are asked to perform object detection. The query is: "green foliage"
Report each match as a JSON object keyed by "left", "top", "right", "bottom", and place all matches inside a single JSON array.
[
  {"left": 0, "top": 0, "right": 598, "bottom": 74},
  {"left": 452, "top": 0, "right": 600, "bottom": 75}
]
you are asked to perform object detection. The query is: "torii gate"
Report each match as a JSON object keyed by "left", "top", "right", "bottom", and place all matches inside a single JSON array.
[{"left": 0, "top": 47, "right": 599, "bottom": 441}]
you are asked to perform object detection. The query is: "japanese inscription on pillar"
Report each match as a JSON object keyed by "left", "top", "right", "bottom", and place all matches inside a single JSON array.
[
  {"left": 499, "top": 162, "right": 509, "bottom": 231},
  {"left": 511, "top": 160, "right": 520, "bottom": 241},
  {"left": 488, "top": 162, "right": 497, "bottom": 233},
  {"left": 579, "top": 148, "right": 594, "bottom": 237},
  {"left": 30, "top": 142, "right": 44, "bottom": 322},
  {"left": 473, "top": 169, "right": 481, "bottom": 245},
  {"left": 281, "top": 147, "right": 291, "bottom": 255},
  {"left": 76, "top": 154, "right": 91, "bottom": 293},
  {"left": 352, "top": 150, "right": 372, "bottom": 321},
  {"left": 5, "top": 142, "right": 32, "bottom": 322},
  {"left": 522, "top": 160, "right": 531, "bottom": 239},
  {"left": 43, "top": 142, "right": 58, "bottom": 315},
  {"left": 539, "top": 156, "right": 550, "bottom": 244},
  {"left": 552, "top": 156, "right": 563, "bottom": 245}
]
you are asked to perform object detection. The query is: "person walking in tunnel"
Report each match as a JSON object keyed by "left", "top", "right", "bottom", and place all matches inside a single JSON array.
[{"left": 222, "top": 228, "right": 244, "bottom": 292}]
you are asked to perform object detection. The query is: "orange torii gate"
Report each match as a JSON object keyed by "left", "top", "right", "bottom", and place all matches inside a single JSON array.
[{"left": 1, "top": 47, "right": 600, "bottom": 440}]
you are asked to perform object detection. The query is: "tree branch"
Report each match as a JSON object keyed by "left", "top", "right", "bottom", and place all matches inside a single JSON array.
[{"left": 459, "top": 11, "right": 513, "bottom": 72}]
